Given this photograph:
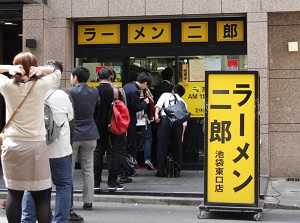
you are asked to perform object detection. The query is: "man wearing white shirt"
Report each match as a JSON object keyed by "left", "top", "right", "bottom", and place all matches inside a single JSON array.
[{"left": 154, "top": 84, "right": 187, "bottom": 178}]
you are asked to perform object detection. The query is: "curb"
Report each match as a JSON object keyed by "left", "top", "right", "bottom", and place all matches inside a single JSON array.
[
  {"left": 264, "top": 201, "right": 300, "bottom": 210},
  {"left": 0, "top": 192, "right": 299, "bottom": 210}
]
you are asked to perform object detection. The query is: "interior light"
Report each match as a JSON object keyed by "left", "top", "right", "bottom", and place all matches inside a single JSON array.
[{"left": 4, "top": 22, "right": 17, "bottom": 25}]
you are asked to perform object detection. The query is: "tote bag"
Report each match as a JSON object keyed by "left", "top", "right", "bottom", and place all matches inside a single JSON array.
[{"left": 163, "top": 94, "right": 191, "bottom": 127}]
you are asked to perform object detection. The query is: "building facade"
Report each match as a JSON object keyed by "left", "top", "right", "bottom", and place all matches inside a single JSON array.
[{"left": 2, "top": 0, "right": 300, "bottom": 177}]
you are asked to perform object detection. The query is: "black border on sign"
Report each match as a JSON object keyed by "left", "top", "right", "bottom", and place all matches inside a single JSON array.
[{"left": 204, "top": 71, "right": 260, "bottom": 208}]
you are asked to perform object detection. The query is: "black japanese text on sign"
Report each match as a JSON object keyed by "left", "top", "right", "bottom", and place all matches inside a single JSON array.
[
  {"left": 78, "top": 24, "right": 120, "bottom": 45},
  {"left": 217, "top": 21, "right": 244, "bottom": 42},
  {"left": 128, "top": 23, "right": 171, "bottom": 44},
  {"left": 206, "top": 72, "right": 258, "bottom": 206},
  {"left": 181, "top": 22, "right": 208, "bottom": 42}
]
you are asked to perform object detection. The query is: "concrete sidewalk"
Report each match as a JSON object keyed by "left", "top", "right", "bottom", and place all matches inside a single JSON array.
[
  {"left": 72, "top": 168, "right": 300, "bottom": 210},
  {"left": 0, "top": 168, "right": 299, "bottom": 210}
]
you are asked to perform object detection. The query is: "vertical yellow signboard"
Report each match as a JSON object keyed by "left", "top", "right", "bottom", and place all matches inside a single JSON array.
[{"left": 204, "top": 71, "right": 259, "bottom": 206}]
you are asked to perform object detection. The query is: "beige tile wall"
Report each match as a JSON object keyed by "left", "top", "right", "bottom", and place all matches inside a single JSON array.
[{"left": 268, "top": 13, "right": 300, "bottom": 177}]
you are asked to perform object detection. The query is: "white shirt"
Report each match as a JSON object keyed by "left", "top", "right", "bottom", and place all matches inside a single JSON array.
[
  {"left": 45, "top": 88, "right": 74, "bottom": 158},
  {"left": 155, "top": 92, "right": 188, "bottom": 126}
]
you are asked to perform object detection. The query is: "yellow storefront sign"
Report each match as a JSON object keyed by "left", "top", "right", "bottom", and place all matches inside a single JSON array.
[
  {"left": 217, "top": 21, "right": 244, "bottom": 42},
  {"left": 181, "top": 22, "right": 208, "bottom": 42},
  {"left": 206, "top": 72, "right": 258, "bottom": 205},
  {"left": 78, "top": 24, "right": 120, "bottom": 45},
  {"left": 128, "top": 23, "right": 171, "bottom": 44},
  {"left": 180, "top": 82, "right": 205, "bottom": 118}
]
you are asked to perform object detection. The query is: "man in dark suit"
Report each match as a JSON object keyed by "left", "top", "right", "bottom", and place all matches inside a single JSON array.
[
  {"left": 123, "top": 72, "right": 151, "bottom": 161},
  {"left": 153, "top": 67, "right": 174, "bottom": 104},
  {"left": 68, "top": 66, "right": 100, "bottom": 210}
]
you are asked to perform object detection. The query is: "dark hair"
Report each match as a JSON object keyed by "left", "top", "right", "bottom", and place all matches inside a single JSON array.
[
  {"left": 71, "top": 66, "right": 90, "bottom": 83},
  {"left": 111, "top": 69, "right": 117, "bottom": 82},
  {"left": 13, "top": 52, "right": 39, "bottom": 84},
  {"left": 161, "top": 67, "right": 173, "bottom": 81},
  {"left": 129, "top": 71, "right": 138, "bottom": 82},
  {"left": 172, "top": 84, "right": 185, "bottom": 97},
  {"left": 97, "top": 67, "right": 112, "bottom": 80},
  {"left": 45, "top": 60, "right": 63, "bottom": 72},
  {"left": 136, "top": 71, "right": 152, "bottom": 86}
]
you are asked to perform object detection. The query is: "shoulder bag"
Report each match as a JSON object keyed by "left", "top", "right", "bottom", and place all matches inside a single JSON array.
[{"left": 163, "top": 94, "right": 191, "bottom": 127}]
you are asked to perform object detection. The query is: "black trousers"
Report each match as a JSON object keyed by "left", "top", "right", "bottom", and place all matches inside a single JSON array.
[
  {"left": 117, "top": 133, "right": 128, "bottom": 177},
  {"left": 156, "top": 116, "right": 183, "bottom": 174},
  {"left": 126, "top": 121, "right": 137, "bottom": 159},
  {"left": 94, "top": 131, "right": 119, "bottom": 185}
]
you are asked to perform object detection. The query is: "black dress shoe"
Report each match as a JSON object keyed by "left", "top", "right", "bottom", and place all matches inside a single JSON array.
[
  {"left": 83, "top": 203, "right": 92, "bottom": 210},
  {"left": 154, "top": 172, "right": 166, "bottom": 177}
]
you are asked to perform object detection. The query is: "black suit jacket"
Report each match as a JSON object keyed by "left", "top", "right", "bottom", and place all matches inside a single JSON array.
[
  {"left": 153, "top": 81, "right": 173, "bottom": 104},
  {"left": 123, "top": 81, "right": 147, "bottom": 125}
]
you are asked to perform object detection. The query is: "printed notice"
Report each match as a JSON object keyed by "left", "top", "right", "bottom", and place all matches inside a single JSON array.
[{"left": 189, "top": 59, "right": 205, "bottom": 81}]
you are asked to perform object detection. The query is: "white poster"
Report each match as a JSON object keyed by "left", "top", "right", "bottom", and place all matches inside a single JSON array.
[{"left": 204, "top": 56, "right": 222, "bottom": 71}]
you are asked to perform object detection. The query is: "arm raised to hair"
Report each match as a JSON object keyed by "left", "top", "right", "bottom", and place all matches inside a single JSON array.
[
  {"left": 0, "top": 65, "right": 25, "bottom": 75},
  {"left": 29, "top": 66, "right": 58, "bottom": 77}
]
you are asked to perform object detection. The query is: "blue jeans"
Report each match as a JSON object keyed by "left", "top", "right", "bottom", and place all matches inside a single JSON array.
[
  {"left": 22, "top": 155, "right": 73, "bottom": 223},
  {"left": 137, "top": 122, "right": 152, "bottom": 161}
]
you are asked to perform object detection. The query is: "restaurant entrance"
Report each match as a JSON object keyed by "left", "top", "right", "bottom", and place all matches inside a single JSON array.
[{"left": 74, "top": 17, "right": 247, "bottom": 169}]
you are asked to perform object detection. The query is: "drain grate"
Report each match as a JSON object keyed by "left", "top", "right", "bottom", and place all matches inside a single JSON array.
[{"left": 286, "top": 177, "right": 300, "bottom": 181}]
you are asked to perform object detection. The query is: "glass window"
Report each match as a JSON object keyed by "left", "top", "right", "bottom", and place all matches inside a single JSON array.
[
  {"left": 178, "top": 55, "right": 248, "bottom": 82},
  {"left": 75, "top": 57, "right": 123, "bottom": 87}
]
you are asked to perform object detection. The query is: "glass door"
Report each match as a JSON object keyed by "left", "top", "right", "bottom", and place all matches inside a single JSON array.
[{"left": 129, "top": 56, "right": 175, "bottom": 90}]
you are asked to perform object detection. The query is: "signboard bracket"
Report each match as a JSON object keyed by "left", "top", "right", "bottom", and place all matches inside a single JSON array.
[{"left": 198, "top": 200, "right": 264, "bottom": 221}]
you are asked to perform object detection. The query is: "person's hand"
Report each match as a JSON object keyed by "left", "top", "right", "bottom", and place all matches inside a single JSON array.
[
  {"left": 29, "top": 66, "right": 43, "bottom": 77},
  {"left": 9, "top": 65, "right": 25, "bottom": 75},
  {"left": 155, "top": 113, "right": 160, "bottom": 124},
  {"left": 155, "top": 117, "right": 160, "bottom": 124},
  {"left": 144, "top": 98, "right": 149, "bottom": 104}
]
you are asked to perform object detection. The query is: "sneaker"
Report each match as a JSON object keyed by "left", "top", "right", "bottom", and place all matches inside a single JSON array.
[
  {"left": 119, "top": 176, "right": 133, "bottom": 184},
  {"left": 69, "top": 211, "right": 84, "bottom": 222},
  {"left": 116, "top": 183, "right": 124, "bottom": 191},
  {"left": 145, "top": 160, "right": 154, "bottom": 170},
  {"left": 83, "top": 203, "right": 92, "bottom": 210},
  {"left": 108, "top": 183, "right": 124, "bottom": 192}
]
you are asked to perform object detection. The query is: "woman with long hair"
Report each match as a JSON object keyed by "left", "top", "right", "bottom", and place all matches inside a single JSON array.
[{"left": 0, "top": 52, "right": 61, "bottom": 223}]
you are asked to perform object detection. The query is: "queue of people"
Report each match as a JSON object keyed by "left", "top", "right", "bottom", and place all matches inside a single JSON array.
[{"left": 0, "top": 53, "right": 189, "bottom": 223}]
